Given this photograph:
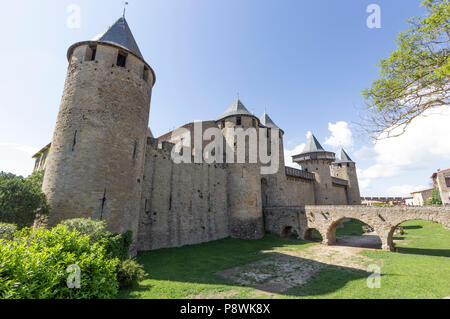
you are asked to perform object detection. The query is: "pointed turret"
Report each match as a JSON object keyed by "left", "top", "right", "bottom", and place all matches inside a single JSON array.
[
  {"left": 260, "top": 111, "right": 280, "bottom": 129},
  {"left": 217, "top": 98, "right": 253, "bottom": 120},
  {"left": 334, "top": 149, "right": 354, "bottom": 164},
  {"left": 331, "top": 149, "right": 361, "bottom": 205},
  {"left": 92, "top": 17, "right": 143, "bottom": 59},
  {"left": 292, "top": 133, "right": 335, "bottom": 164},
  {"left": 303, "top": 134, "right": 325, "bottom": 153}
]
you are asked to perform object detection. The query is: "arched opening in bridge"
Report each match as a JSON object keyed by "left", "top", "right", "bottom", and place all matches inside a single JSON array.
[
  {"left": 329, "top": 218, "right": 382, "bottom": 249},
  {"left": 281, "top": 226, "right": 299, "bottom": 239},
  {"left": 388, "top": 219, "right": 450, "bottom": 257},
  {"left": 303, "top": 228, "right": 323, "bottom": 242},
  {"left": 261, "top": 178, "right": 268, "bottom": 207}
]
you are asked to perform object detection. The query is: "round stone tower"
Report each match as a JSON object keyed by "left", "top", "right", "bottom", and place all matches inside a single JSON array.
[
  {"left": 331, "top": 149, "right": 361, "bottom": 205},
  {"left": 42, "top": 17, "right": 156, "bottom": 239},
  {"left": 217, "top": 98, "right": 264, "bottom": 239},
  {"left": 259, "top": 110, "right": 288, "bottom": 207},
  {"left": 292, "top": 134, "right": 336, "bottom": 204}
]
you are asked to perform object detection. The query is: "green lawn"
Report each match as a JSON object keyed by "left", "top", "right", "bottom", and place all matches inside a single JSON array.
[{"left": 118, "top": 220, "right": 450, "bottom": 299}]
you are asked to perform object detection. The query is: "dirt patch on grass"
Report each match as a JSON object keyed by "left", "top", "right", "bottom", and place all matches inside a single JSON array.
[{"left": 214, "top": 241, "right": 378, "bottom": 294}]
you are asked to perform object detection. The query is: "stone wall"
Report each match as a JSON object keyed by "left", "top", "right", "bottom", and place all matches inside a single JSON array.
[
  {"left": 137, "top": 138, "right": 229, "bottom": 251},
  {"left": 285, "top": 177, "right": 315, "bottom": 205},
  {"left": 330, "top": 184, "right": 348, "bottom": 205}
]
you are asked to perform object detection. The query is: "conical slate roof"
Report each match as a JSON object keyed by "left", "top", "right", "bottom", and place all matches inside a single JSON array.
[
  {"left": 301, "top": 134, "right": 326, "bottom": 154},
  {"left": 217, "top": 98, "right": 253, "bottom": 120},
  {"left": 92, "top": 17, "right": 143, "bottom": 59},
  {"left": 260, "top": 111, "right": 280, "bottom": 129},
  {"left": 334, "top": 149, "right": 354, "bottom": 163}
]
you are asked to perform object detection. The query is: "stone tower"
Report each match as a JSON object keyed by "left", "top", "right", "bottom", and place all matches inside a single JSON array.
[
  {"left": 292, "top": 134, "right": 336, "bottom": 204},
  {"left": 331, "top": 149, "right": 361, "bottom": 205},
  {"left": 259, "top": 111, "right": 288, "bottom": 207},
  {"left": 42, "top": 17, "right": 156, "bottom": 240},
  {"left": 217, "top": 99, "right": 264, "bottom": 239}
]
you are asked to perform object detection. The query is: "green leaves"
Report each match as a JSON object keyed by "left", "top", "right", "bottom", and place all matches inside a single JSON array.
[
  {"left": 0, "top": 225, "right": 120, "bottom": 299},
  {"left": 0, "top": 171, "right": 50, "bottom": 229},
  {"left": 362, "top": 0, "right": 449, "bottom": 139}
]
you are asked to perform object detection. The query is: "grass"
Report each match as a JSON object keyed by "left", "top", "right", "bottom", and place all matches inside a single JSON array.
[
  {"left": 118, "top": 220, "right": 450, "bottom": 299},
  {"left": 336, "top": 219, "right": 366, "bottom": 236}
]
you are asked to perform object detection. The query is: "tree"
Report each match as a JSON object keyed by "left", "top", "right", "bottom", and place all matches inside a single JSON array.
[
  {"left": 424, "top": 188, "right": 442, "bottom": 205},
  {"left": 0, "top": 171, "right": 50, "bottom": 229},
  {"left": 362, "top": 0, "right": 449, "bottom": 139}
]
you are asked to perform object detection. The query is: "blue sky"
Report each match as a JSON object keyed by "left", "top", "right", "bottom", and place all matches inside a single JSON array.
[{"left": 1, "top": 0, "right": 448, "bottom": 196}]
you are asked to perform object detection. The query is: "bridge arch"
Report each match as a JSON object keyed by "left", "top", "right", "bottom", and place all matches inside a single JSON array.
[
  {"left": 323, "top": 216, "right": 383, "bottom": 249},
  {"left": 386, "top": 217, "right": 450, "bottom": 251},
  {"left": 303, "top": 227, "right": 324, "bottom": 242}
]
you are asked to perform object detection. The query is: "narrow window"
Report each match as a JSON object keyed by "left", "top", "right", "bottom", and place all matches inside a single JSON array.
[
  {"left": 90, "top": 45, "right": 97, "bottom": 61},
  {"left": 267, "top": 128, "right": 270, "bottom": 138},
  {"left": 252, "top": 119, "right": 256, "bottom": 127},
  {"left": 236, "top": 117, "right": 242, "bottom": 126},
  {"left": 132, "top": 141, "right": 138, "bottom": 160},
  {"left": 85, "top": 45, "right": 97, "bottom": 61},
  {"left": 72, "top": 130, "right": 78, "bottom": 152},
  {"left": 445, "top": 177, "right": 450, "bottom": 188},
  {"left": 338, "top": 164, "right": 342, "bottom": 168},
  {"left": 221, "top": 121, "right": 225, "bottom": 128},
  {"left": 347, "top": 163, "right": 350, "bottom": 168},
  {"left": 143, "top": 66, "right": 149, "bottom": 82},
  {"left": 117, "top": 52, "right": 127, "bottom": 67}
]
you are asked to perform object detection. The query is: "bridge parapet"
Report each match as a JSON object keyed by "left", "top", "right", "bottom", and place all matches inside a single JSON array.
[{"left": 264, "top": 205, "right": 450, "bottom": 251}]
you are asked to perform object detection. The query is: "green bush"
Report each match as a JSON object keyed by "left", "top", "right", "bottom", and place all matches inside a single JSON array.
[
  {"left": 0, "top": 224, "right": 119, "bottom": 299},
  {"left": 0, "top": 223, "right": 16, "bottom": 240},
  {"left": 61, "top": 218, "right": 132, "bottom": 261},
  {"left": 117, "top": 259, "right": 147, "bottom": 289},
  {"left": 424, "top": 188, "right": 442, "bottom": 205},
  {"left": 61, "top": 218, "right": 109, "bottom": 243},
  {"left": 0, "top": 171, "right": 50, "bottom": 229}
]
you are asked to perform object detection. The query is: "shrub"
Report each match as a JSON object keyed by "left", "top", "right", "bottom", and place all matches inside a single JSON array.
[
  {"left": 0, "top": 223, "right": 16, "bottom": 240},
  {"left": 61, "top": 218, "right": 109, "bottom": 243},
  {"left": 117, "top": 259, "right": 147, "bottom": 289},
  {"left": 0, "top": 171, "right": 50, "bottom": 229},
  {"left": 424, "top": 188, "right": 442, "bottom": 205},
  {"left": 61, "top": 218, "right": 132, "bottom": 260},
  {"left": 0, "top": 225, "right": 119, "bottom": 299}
]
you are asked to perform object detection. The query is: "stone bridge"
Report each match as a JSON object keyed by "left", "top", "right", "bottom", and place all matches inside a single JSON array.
[{"left": 263, "top": 205, "right": 450, "bottom": 251}]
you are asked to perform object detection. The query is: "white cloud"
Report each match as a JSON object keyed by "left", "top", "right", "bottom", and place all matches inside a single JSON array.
[
  {"left": 354, "top": 146, "right": 376, "bottom": 161},
  {"left": 284, "top": 131, "right": 312, "bottom": 168},
  {"left": 284, "top": 143, "right": 305, "bottom": 168},
  {"left": 386, "top": 184, "right": 427, "bottom": 197},
  {"left": 324, "top": 121, "right": 354, "bottom": 149},
  {"left": 357, "top": 106, "right": 450, "bottom": 182}
]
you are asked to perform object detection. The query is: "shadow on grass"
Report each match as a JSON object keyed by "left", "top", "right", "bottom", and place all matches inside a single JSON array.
[
  {"left": 396, "top": 247, "right": 450, "bottom": 258},
  {"left": 286, "top": 266, "right": 385, "bottom": 297},
  {"left": 117, "top": 234, "right": 375, "bottom": 298},
  {"left": 402, "top": 225, "right": 423, "bottom": 230}
]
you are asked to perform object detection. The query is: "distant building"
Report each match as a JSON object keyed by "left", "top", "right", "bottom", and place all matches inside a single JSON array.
[
  {"left": 32, "top": 143, "right": 51, "bottom": 173},
  {"left": 432, "top": 168, "right": 450, "bottom": 206},
  {"left": 361, "top": 197, "right": 406, "bottom": 206},
  {"left": 410, "top": 188, "right": 434, "bottom": 206},
  {"left": 404, "top": 196, "right": 414, "bottom": 206}
]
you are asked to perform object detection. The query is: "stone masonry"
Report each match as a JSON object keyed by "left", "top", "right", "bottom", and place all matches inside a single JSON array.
[
  {"left": 38, "top": 17, "right": 450, "bottom": 254},
  {"left": 264, "top": 205, "right": 450, "bottom": 251}
]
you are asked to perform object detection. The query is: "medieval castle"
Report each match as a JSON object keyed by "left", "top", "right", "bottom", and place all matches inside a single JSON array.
[{"left": 34, "top": 17, "right": 361, "bottom": 253}]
